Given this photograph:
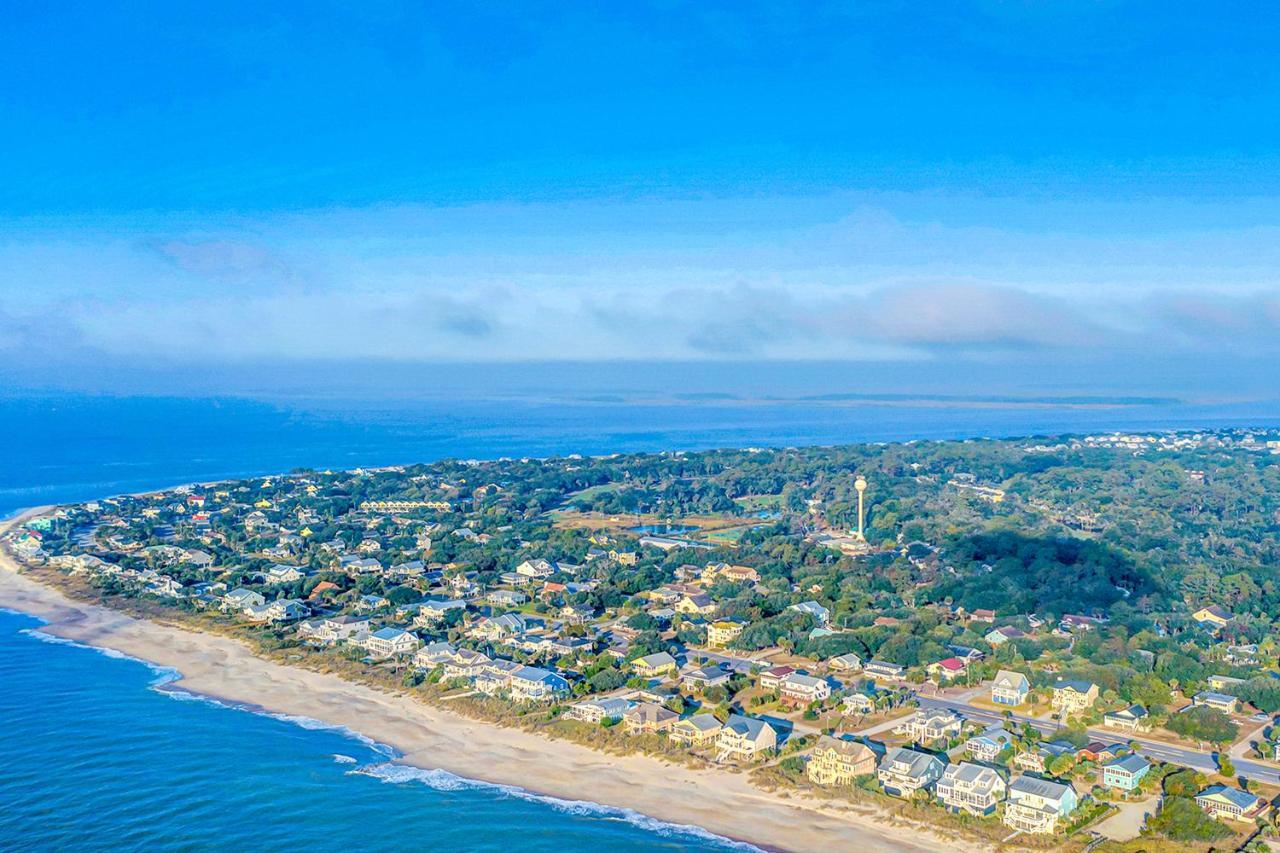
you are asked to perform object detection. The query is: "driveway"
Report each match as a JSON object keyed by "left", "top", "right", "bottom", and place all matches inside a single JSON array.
[{"left": 1093, "top": 796, "right": 1158, "bottom": 842}]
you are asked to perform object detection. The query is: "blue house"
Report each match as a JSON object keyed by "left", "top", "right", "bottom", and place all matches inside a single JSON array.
[{"left": 1102, "top": 754, "right": 1150, "bottom": 792}]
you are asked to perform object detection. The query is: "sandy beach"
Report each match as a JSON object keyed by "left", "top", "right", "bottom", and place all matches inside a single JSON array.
[{"left": 0, "top": 509, "right": 963, "bottom": 853}]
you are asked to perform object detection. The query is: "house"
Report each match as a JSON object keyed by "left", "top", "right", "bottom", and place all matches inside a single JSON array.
[
  {"left": 1015, "top": 741, "right": 1076, "bottom": 774},
  {"left": 413, "top": 640, "right": 459, "bottom": 669},
  {"left": 716, "top": 714, "right": 779, "bottom": 760},
  {"left": 807, "top": 736, "right": 877, "bottom": 785},
  {"left": 706, "top": 620, "right": 745, "bottom": 648},
  {"left": 472, "top": 613, "right": 531, "bottom": 641},
  {"left": 936, "top": 762, "right": 1007, "bottom": 816},
  {"left": 1078, "top": 741, "right": 1118, "bottom": 764},
  {"left": 623, "top": 702, "right": 678, "bottom": 734},
  {"left": 778, "top": 672, "right": 831, "bottom": 704},
  {"left": 1059, "top": 613, "right": 1106, "bottom": 632},
  {"left": 1195, "top": 785, "right": 1270, "bottom": 822},
  {"left": 507, "top": 666, "right": 570, "bottom": 702},
  {"left": 515, "top": 558, "right": 558, "bottom": 579},
  {"left": 927, "top": 657, "right": 968, "bottom": 681},
  {"left": 260, "top": 598, "right": 309, "bottom": 623},
  {"left": 1051, "top": 680, "right": 1099, "bottom": 715},
  {"left": 300, "top": 614, "right": 370, "bottom": 646},
  {"left": 985, "top": 626, "right": 1027, "bottom": 646},
  {"left": 1103, "top": 704, "right": 1151, "bottom": 732},
  {"left": 222, "top": 588, "right": 265, "bottom": 612},
  {"left": 968, "top": 608, "right": 996, "bottom": 623},
  {"left": 1225, "top": 643, "right": 1259, "bottom": 666},
  {"left": 676, "top": 593, "right": 717, "bottom": 616},
  {"left": 789, "top": 600, "right": 831, "bottom": 626},
  {"left": 263, "top": 564, "right": 305, "bottom": 584},
  {"left": 843, "top": 692, "right": 876, "bottom": 715},
  {"left": 1208, "top": 674, "right": 1247, "bottom": 693},
  {"left": 414, "top": 598, "right": 467, "bottom": 626},
  {"left": 877, "top": 747, "right": 945, "bottom": 797},
  {"left": 863, "top": 660, "right": 907, "bottom": 681},
  {"left": 991, "top": 670, "right": 1030, "bottom": 706},
  {"left": 827, "top": 652, "right": 862, "bottom": 672},
  {"left": 1193, "top": 691, "right": 1239, "bottom": 713},
  {"left": 894, "top": 708, "right": 964, "bottom": 744},
  {"left": 1192, "top": 605, "right": 1234, "bottom": 629},
  {"left": 1102, "top": 754, "right": 1151, "bottom": 793},
  {"left": 681, "top": 666, "right": 731, "bottom": 692},
  {"left": 758, "top": 665, "right": 795, "bottom": 691},
  {"left": 670, "top": 713, "right": 724, "bottom": 746},
  {"left": 1004, "top": 776, "right": 1078, "bottom": 834},
  {"left": 965, "top": 725, "right": 1015, "bottom": 763},
  {"left": 365, "top": 628, "right": 422, "bottom": 658},
  {"left": 488, "top": 589, "right": 528, "bottom": 607},
  {"left": 630, "top": 652, "right": 678, "bottom": 679}
]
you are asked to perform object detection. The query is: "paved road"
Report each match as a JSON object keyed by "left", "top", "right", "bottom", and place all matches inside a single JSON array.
[{"left": 917, "top": 696, "right": 1280, "bottom": 786}]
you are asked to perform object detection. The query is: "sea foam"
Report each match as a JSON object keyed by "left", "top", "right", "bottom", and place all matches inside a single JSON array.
[{"left": 350, "top": 761, "right": 761, "bottom": 851}]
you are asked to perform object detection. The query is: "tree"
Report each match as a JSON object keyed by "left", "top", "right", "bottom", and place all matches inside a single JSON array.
[
  {"left": 1217, "top": 754, "right": 1235, "bottom": 778},
  {"left": 1166, "top": 706, "right": 1239, "bottom": 746}
]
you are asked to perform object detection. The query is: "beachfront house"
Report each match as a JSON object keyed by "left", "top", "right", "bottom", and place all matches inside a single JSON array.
[
  {"left": 1003, "top": 776, "right": 1078, "bottom": 834},
  {"left": 507, "top": 666, "right": 570, "bottom": 702},
  {"left": 670, "top": 714, "right": 724, "bottom": 747},
  {"left": 222, "top": 588, "right": 265, "bottom": 612},
  {"left": 806, "top": 736, "right": 876, "bottom": 786},
  {"left": 716, "top": 714, "right": 779, "bottom": 761},
  {"left": 936, "top": 762, "right": 1007, "bottom": 816},
  {"left": 365, "top": 628, "right": 422, "bottom": 658},
  {"left": 877, "top": 747, "right": 944, "bottom": 798},
  {"left": 991, "top": 670, "right": 1030, "bottom": 706},
  {"left": 567, "top": 697, "right": 635, "bottom": 724},
  {"left": 623, "top": 702, "right": 678, "bottom": 735}
]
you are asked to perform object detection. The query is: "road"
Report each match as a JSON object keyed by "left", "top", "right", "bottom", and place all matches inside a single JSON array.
[{"left": 917, "top": 696, "right": 1280, "bottom": 786}]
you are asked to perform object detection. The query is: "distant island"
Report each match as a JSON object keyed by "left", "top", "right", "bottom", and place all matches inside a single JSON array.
[{"left": 6, "top": 428, "right": 1280, "bottom": 851}]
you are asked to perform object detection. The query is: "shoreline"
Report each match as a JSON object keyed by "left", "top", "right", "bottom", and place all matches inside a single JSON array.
[{"left": 0, "top": 508, "right": 960, "bottom": 853}]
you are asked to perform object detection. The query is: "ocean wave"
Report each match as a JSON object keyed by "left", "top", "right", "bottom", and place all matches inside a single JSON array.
[
  {"left": 18, "top": 627, "right": 181, "bottom": 686},
  {"left": 350, "top": 762, "right": 760, "bottom": 851},
  {"left": 152, "top": 687, "right": 400, "bottom": 759},
  {"left": 333, "top": 754, "right": 358, "bottom": 764}
]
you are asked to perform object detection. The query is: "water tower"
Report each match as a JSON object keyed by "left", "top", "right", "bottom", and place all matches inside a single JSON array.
[{"left": 854, "top": 476, "right": 868, "bottom": 541}]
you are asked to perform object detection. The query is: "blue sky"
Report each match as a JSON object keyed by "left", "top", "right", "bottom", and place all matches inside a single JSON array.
[{"left": 2, "top": 1, "right": 1279, "bottom": 391}]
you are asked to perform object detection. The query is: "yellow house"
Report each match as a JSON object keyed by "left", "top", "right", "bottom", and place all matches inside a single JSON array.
[
  {"left": 609, "top": 549, "right": 638, "bottom": 566},
  {"left": 807, "top": 736, "right": 876, "bottom": 786},
  {"left": 676, "top": 594, "right": 716, "bottom": 616},
  {"left": 1051, "top": 680, "right": 1099, "bottom": 715},
  {"left": 1192, "top": 605, "right": 1233, "bottom": 628},
  {"left": 706, "top": 620, "right": 745, "bottom": 648},
  {"left": 630, "top": 652, "right": 678, "bottom": 679}
]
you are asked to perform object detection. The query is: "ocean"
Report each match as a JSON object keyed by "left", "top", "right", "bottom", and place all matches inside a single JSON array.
[
  {"left": 3, "top": 390, "right": 1280, "bottom": 850},
  {"left": 0, "top": 609, "right": 745, "bottom": 852}
]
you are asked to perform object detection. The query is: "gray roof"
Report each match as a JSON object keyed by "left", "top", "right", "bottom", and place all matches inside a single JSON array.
[
  {"left": 723, "top": 713, "right": 775, "bottom": 740},
  {"left": 1010, "top": 775, "right": 1073, "bottom": 801},
  {"left": 881, "top": 746, "right": 943, "bottom": 778},
  {"left": 1105, "top": 753, "right": 1150, "bottom": 774}
]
